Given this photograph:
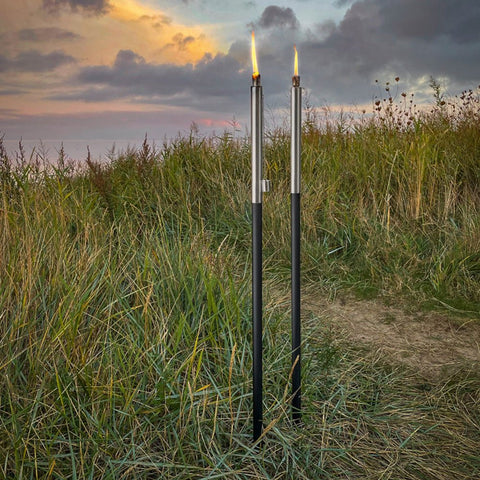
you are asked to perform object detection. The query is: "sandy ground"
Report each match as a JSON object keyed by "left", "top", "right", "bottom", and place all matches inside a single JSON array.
[{"left": 271, "top": 289, "right": 480, "bottom": 379}]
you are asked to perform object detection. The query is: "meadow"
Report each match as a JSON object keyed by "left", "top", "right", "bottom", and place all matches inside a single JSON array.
[{"left": 0, "top": 84, "right": 479, "bottom": 478}]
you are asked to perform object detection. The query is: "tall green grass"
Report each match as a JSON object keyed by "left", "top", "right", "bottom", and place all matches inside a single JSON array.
[{"left": 0, "top": 87, "right": 479, "bottom": 478}]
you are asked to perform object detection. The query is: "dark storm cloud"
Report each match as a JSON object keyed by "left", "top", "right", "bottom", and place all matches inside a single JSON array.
[
  {"left": 48, "top": 49, "right": 246, "bottom": 110},
  {"left": 349, "top": 1, "right": 476, "bottom": 70},
  {"left": 18, "top": 28, "right": 81, "bottom": 42},
  {"left": 293, "top": 0, "right": 480, "bottom": 103},
  {"left": 86, "top": 49, "right": 244, "bottom": 97},
  {"left": 377, "top": 0, "right": 480, "bottom": 43},
  {"left": 256, "top": 6, "right": 299, "bottom": 29},
  {"left": 0, "top": 50, "right": 76, "bottom": 73},
  {"left": 42, "top": 0, "right": 110, "bottom": 15}
]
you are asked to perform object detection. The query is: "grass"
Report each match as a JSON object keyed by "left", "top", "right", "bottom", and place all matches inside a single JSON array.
[{"left": 0, "top": 84, "right": 479, "bottom": 478}]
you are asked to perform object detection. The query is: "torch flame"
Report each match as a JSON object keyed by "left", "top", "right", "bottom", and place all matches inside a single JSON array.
[
  {"left": 294, "top": 45, "right": 298, "bottom": 76},
  {"left": 251, "top": 31, "right": 259, "bottom": 78}
]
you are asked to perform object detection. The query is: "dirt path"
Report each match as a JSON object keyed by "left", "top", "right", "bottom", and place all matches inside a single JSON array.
[{"left": 295, "top": 292, "right": 480, "bottom": 379}]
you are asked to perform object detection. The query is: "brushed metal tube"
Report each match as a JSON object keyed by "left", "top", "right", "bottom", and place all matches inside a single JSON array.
[
  {"left": 251, "top": 80, "right": 263, "bottom": 204},
  {"left": 291, "top": 85, "right": 301, "bottom": 194}
]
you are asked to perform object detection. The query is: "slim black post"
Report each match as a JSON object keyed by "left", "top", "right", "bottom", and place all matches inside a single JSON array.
[
  {"left": 291, "top": 192, "right": 301, "bottom": 422},
  {"left": 252, "top": 202, "right": 263, "bottom": 441}
]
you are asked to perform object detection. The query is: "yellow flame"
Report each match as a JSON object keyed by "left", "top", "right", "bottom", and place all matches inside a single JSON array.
[
  {"left": 251, "top": 31, "right": 259, "bottom": 78},
  {"left": 294, "top": 45, "right": 298, "bottom": 76}
]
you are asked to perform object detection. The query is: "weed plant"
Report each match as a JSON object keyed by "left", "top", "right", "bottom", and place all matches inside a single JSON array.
[{"left": 0, "top": 85, "right": 479, "bottom": 478}]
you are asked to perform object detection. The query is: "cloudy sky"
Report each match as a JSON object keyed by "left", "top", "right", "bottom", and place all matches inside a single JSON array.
[{"left": 1, "top": 0, "right": 479, "bottom": 157}]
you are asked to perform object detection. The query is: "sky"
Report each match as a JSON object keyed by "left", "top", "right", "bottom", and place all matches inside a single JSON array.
[{"left": 1, "top": 0, "right": 479, "bottom": 159}]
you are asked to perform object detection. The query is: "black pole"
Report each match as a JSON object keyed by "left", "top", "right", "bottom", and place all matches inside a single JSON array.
[
  {"left": 252, "top": 202, "right": 263, "bottom": 441},
  {"left": 291, "top": 192, "right": 301, "bottom": 422}
]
